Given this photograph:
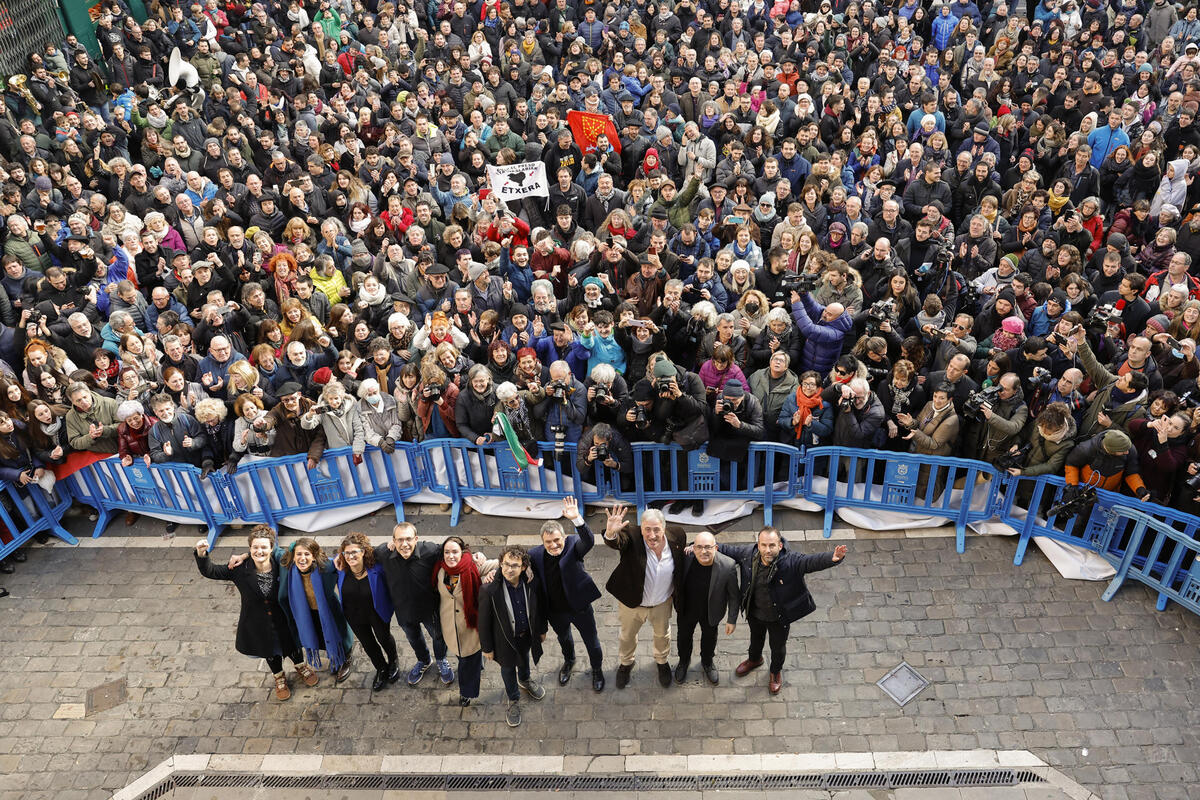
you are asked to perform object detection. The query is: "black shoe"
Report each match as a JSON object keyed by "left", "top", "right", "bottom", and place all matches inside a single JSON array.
[
  {"left": 385, "top": 664, "right": 401, "bottom": 684},
  {"left": 11, "top": 551, "right": 26, "bottom": 563},
  {"left": 673, "top": 661, "right": 689, "bottom": 684},
  {"left": 33, "top": 533, "right": 50, "bottom": 544},
  {"left": 702, "top": 663, "right": 720, "bottom": 685},
  {"left": 689, "top": 499, "right": 704, "bottom": 515},
  {"left": 657, "top": 662, "right": 672, "bottom": 688},
  {"left": 0, "top": 561, "right": 13, "bottom": 575},
  {"left": 0, "top": 588, "right": 8, "bottom": 598},
  {"left": 165, "top": 522, "right": 177, "bottom": 533},
  {"left": 615, "top": 663, "right": 633, "bottom": 689},
  {"left": 591, "top": 668, "right": 605, "bottom": 692},
  {"left": 558, "top": 660, "right": 574, "bottom": 686},
  {"left": 458, "top": 696, "right": 472, "bottom": 707},
  {"left": 371, "top": 669, "right": 388, "bottom": 692}
]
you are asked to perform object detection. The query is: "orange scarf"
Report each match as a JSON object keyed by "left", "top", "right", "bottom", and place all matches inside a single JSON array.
[{"left": 792, "top": 387, "right": 823, "bottom": 438}]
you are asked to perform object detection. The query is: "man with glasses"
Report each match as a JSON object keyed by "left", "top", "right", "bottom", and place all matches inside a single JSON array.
[
  {"left": 926, "top": 314, "right": 978, "bottom": 372},
  {"left": 673, "top": 532, "right": 739, "bottom": 686},
  {"left": 720, "top": 527, "right": 847, "bottom": 695},
  {"left": 969, "top": 372, "right": 1029, "bottom": 466},
  {"left": 196, "top": 335, "right": 244, "bottom": 396},
  {"left": 832, "top": 377, "right": 885, "bottom": 450},
  {"left": 370, "top": 522, "right": 457, "bottom": 687},
  {"left": 480, "top": 545, "right": 547, "bottom": 727}
]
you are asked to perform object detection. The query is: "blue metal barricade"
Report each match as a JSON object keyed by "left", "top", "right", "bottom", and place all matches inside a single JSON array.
[
  {"left": 65, "top": 459, "right": 238, "bottom": 543},
  {"left": 619, "top": 442, "right": 801, "bottom": 524},
  {"left": 1092, "top": 504, "right": 1200, "bottom": 617},
  {"left": 419, "top": 439, "right": 584, "bottom": 526},
  {"left": 231, "top": 444, "right": 424, "bottom": 541},
  {"left": 0, "top": 480, "right": 76, "bottom": 559},
  {"left": 803, "top": 447, "right": 1001, "bottom": 553}
]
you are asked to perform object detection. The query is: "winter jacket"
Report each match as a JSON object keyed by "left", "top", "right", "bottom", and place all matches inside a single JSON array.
[
  {"left": 790, "top": 293, "right": 853, "bottom": 375},
  {"left": 718, "top": 538, "right": 842, "bottom": 624},
  {"left": 905, "top": 400, "right": 959, "bottom": 457}
]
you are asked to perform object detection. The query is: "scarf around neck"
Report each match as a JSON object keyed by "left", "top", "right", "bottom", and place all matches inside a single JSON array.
[
  {"left": 792, "top": 387, "right": 823, "bottom": 438},
  {"left": 286, "top": 562, "right": 347, "bottom": 671},
  {"left": 434, "top": 553, "right": 482, "bottom": 629}
]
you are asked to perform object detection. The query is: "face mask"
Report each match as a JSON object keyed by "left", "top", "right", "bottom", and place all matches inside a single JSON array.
[{"left": 367, "top": 394, "right": 383, "bottom": 406}]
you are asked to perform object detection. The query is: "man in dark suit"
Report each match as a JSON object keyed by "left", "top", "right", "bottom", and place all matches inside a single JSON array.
[
  {"left": 603, "top": 504, "right": 687, "bottom": 689},
  {"left": 373, "top": 523, "right": 455, "bottom": 687},
  {"left": 529, "top": 497, "right": 606, "bottom": 692},
  {"left": 479, "top": 545, "right": 546, "bottom": 728},
  {"left": 674, "top": 531, "right": 740, "bottom": 685},
  {"left": 719, "top": 527, "right": 847, "bottom": 695}
]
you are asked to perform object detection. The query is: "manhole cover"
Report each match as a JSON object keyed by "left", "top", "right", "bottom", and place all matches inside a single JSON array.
[
  {"left": 877, "top": 662, "right": 929, "bottom": 706},
  {"left": 86, "top": 678, "right": 127, "bottom": 715}
]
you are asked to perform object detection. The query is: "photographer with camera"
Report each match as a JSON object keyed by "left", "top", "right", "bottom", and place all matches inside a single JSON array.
[
  {"left": 1010, "top": 403, "right": 1078, "bottom": 478},
  {"left": 585, "top": 363, "right": 630, "bottom": 427},
  {"left": 576, "top": 421, "right": 634, "bottom": 488},
  {"left": 790, "top": 289, "right": 853, "bottom": 375},
  {"left": 1027, "top": 367, "right": 1087, "bottom": 424},
  {"left": 534, "top": 360, "right": 587, "bottom": 463},
  {"left": 965, "top": 373, "right": 1029, "bottom": 467},
  {"left": 1097, "top": 273, "right": 1153, "bottom": 339},
  {"left": 1065, "top": 429, "right": 1151, "bottom": 503},
  {"left": 707, "top": 378, "right": 765, "bottom": 472},
  {"left": 926, "top": 314, "right": 977, "bottom": 372},
  {"left": 832, "top": 377, "right": 885, "bottom": 449},
  {"left": 926, "top": 354, "right": 979, "bottom": 417}
]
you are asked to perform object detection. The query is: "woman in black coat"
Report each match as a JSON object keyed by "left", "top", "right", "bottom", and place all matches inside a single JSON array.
[
  {"left": 194, "top": 526, "right": 319, "bottom": 701},
  {"left": 454, "top": 364, "right": 499, "bottom": 445}
]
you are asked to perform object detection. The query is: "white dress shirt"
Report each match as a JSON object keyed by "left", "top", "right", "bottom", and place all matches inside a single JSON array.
[{"left": 641, "top": 541, "right": 674, "bottom": 607}]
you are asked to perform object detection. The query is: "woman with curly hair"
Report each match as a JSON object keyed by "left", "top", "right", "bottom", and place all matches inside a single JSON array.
[{"left": 268, "top": 251, "right": 300, "bottom": 306}]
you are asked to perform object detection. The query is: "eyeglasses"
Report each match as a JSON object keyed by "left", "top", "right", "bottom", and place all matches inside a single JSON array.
[
  {"left": 343, "top": 549, "right": 363, "bottom": 556},
  {"left": 834, "top": 368, "right": 850, "bottom": 376},
  {"left": 693, "top": 544, "right": 717, "bottom": 551}
]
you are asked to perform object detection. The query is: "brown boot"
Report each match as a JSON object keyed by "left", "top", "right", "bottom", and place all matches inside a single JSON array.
[
  {"left": 295, "top": 663, "right": 319, "bottom": 687},
  {"left": 274, "top": 674, "right": 291, "bottom": 701},
  {"left": 124, "top": 512, "right": 137, "bottom": 526}
]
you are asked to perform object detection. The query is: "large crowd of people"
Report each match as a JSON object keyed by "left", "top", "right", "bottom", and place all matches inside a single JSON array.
[{"left": 0, "top": 0, "right": 1199, "bottom": 592}]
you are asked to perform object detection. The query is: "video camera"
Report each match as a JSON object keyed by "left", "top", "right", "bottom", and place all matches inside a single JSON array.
[
  {"left": 863, "top": 298, "right": 894, "bottom": 335},
  {"left": 1088, "top": 304, "right": 1119, "bottom": 329},
  {"left": 963, "top": 386, "right": 1001, "bottom": 421},
  {"left": 1046, "top": 484, "right": 1097, "bottom": 519},
  {"left": 996, "top": 443, "right": 1031, "bottom": 471},
  {"left": 781, "top": 272, "right": 821, "bottom": 294}
]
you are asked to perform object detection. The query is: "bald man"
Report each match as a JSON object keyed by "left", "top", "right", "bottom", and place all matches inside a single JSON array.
[
  {"left": 674, "top": 532, "right": 740, "bottom": 685},
  {"left": 790, "top": 289, "right": 854, "bottom": 374}
]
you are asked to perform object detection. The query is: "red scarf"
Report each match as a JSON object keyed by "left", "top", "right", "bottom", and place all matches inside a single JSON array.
[
  {"left": 433, "top": 553, "right": 482, "bottom": 629},
  {"left": 792, "top": 387, "right": 823, "bottom": 439}
]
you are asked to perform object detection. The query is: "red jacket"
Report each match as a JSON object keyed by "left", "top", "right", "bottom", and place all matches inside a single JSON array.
[
  {"left": 117, "top": 416, "right": 157, "bottom": 462},
  {"left": 1142, "top": 268, "right": 1200, "bottom": 302}
]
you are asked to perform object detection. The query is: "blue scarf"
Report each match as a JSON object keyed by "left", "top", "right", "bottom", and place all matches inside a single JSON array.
[{"left": 286, "top": 563, "right": 347, "bottom": 671}]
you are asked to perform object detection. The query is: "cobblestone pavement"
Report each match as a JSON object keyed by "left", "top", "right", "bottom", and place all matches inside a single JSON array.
[{"left": 2, "top": 507, "right": 1199, "bottom": 800}]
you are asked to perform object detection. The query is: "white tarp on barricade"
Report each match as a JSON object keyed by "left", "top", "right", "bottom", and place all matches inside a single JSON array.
[{"left": 970, "top": 505, "right": 1115, "bottom": 581}]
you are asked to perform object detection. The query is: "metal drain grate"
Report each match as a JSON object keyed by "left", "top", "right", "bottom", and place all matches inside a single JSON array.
[
  {"left": 133, "top": 769, "right": 1046, "bottom": 798},
  {"left": 878, "top": 661, "right": 931, "bottom": 706}
]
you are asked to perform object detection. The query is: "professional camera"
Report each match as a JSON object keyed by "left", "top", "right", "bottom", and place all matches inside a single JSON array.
[
  {"left": 1088, "top": 304, "right": 1119, "bottom": 328},
  {"left": 425, "top": 384, "right": 442, "bottom": 401},
  {"left": 547, "top": 380, "right": 568, "bottom": 400},
  {"left": 1046, "top": 484, "right": 1097, "bottom": 519},
  {"left": 1178, "top": 390, "right": 1200, "bottom": 409},
  {"left": 592, "top": 384, "right": 609, "bottom": 402},
  {"left": 963, "top": 386, "right": 1001, "bottom": 420},
  {"left": 551, "top": 424, "right": 566, "bottom": 456},
  {"left": 594, "top": 441, "right": 609, "bottom": 462},
  {"left": 996, "top": 443, "right": 1031, "bottom": 470},
  {"left": 863, "top": 298, "right": 895, "bottom": 335},
  {"left": 1029, "top": 367, "right": 1052, "bottom": 386},
  {"left": 632, "top": 404, "right": 648, "bottom": 425},
  {"left": 656, "top": 377, "right": 678, "bottom": 399},
  {"left": 838, "top": 394, "right": 854, "bottom": 413},
  {"left": 781, "top": 271, "right": 821, "bottom": 294}
]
